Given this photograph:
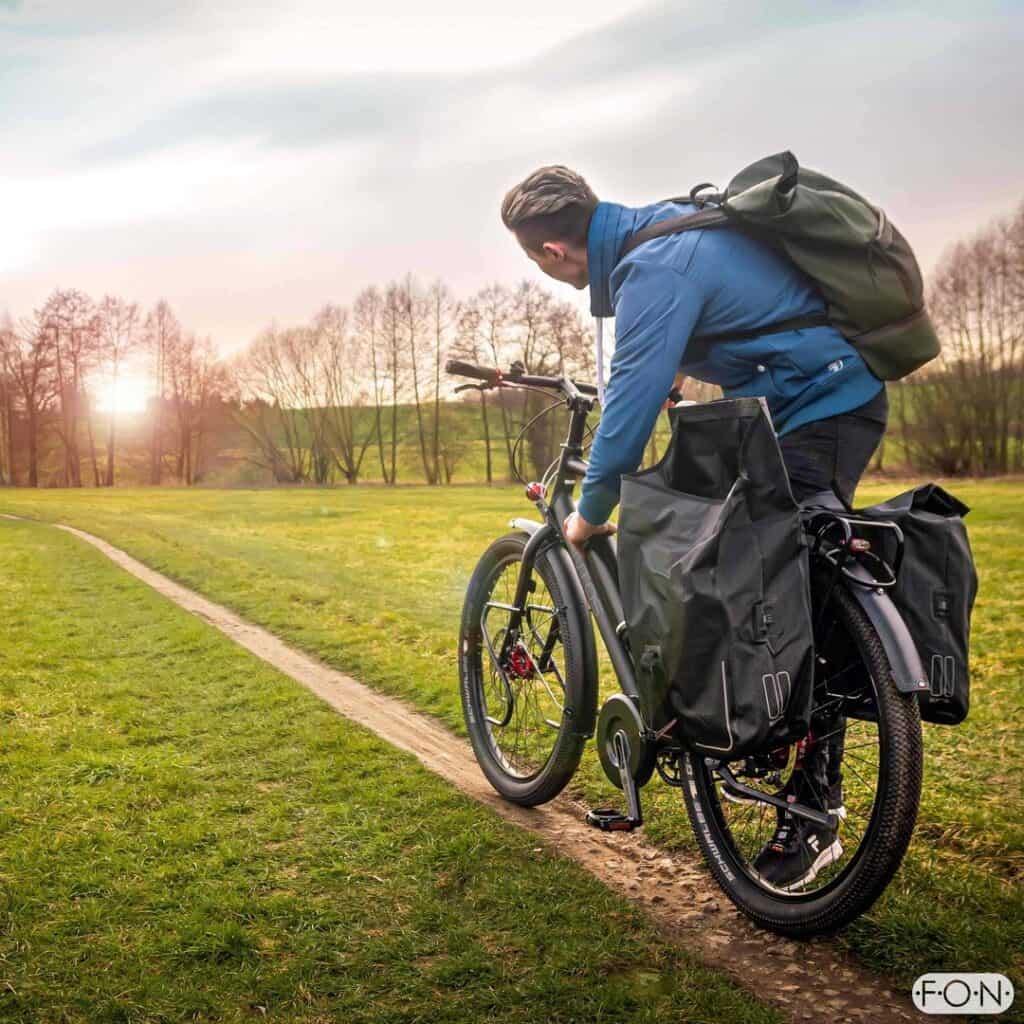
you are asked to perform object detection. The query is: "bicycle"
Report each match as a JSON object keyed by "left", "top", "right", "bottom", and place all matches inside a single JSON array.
[{"left": 448, "top": 358, "right": 925, "bottom": 937}]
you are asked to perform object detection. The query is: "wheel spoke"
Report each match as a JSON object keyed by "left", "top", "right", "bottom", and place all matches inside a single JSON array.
[{"left": 467, "top": 554, "right": 570, "bottom": 782}]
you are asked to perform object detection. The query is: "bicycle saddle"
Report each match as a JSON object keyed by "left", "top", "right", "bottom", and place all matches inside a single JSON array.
[{"left": 799, "top": 489, "right": 847, "bottom": 512}]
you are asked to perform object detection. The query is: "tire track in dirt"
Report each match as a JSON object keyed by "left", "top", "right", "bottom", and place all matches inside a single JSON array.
[{"left": 11, "top": 516, "right": 920, "bottom": 1023}]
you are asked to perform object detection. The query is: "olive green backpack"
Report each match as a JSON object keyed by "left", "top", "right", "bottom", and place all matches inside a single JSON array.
[{"left": 619, "top": 151, "right": 941, "bottom": 380}]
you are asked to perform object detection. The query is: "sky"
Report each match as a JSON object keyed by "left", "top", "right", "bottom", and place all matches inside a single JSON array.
[{"left": 2, "top": 0, "right": 1023, "bottom": 355}]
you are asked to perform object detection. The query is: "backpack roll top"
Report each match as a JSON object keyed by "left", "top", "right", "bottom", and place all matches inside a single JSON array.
[
  {"left": 859, "top": 484, "right": 978, "bottom": 724},
  {"left": 618, "top": 398, "right": 815, "bottom": 757}
]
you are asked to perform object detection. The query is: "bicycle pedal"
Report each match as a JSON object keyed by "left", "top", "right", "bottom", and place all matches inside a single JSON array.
[{"left": 585, "top": 807, "right": 641, "bottom": 832}]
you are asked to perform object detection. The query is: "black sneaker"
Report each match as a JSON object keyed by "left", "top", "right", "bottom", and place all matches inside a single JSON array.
[{"left": 752, "top": 813, "right": 843, "bottom": 890}]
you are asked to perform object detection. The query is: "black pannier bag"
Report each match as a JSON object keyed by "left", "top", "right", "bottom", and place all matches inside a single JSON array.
[
  {"left": 617, "top": 397, "right": 815, "bottom": 758},
  {"left": 858, "top": 484, "right": 978, "bottom": 724}
]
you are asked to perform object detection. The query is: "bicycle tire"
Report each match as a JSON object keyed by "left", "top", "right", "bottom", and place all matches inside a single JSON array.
[
  {"left": 681, "top": 578, "right": 923, "bottom": 937},
  {"left": 458, "top": 531, "right": 596, "bottom": 806}
]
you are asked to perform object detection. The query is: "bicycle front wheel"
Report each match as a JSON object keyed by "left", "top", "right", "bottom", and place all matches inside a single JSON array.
[{"left": 458, "top": 531, "right": 596, "bottom": 806}]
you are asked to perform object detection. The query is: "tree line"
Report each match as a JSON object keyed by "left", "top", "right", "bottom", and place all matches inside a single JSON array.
[
  {"left": 0, "top": 279, "right": 600, "bottom": 488},
  {"left": 0, "top": 291, "right": 229, "bottom": 488},
  {"left": 894, "top": 200, "right": 1024, "bottom": 475},
  {"left": 1, "top": 198, "right": 1021, "bottom": 488},
  {"left": 230, "top": 276, "right": 608, "bottom": 485}
]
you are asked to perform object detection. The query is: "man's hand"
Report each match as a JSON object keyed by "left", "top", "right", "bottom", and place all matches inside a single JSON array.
[
  {"left": 662, "top": 371, "right": 687, "bottom": 410},
  {"left": 563, "top": 510, "right": 617, "bottom": 549}
]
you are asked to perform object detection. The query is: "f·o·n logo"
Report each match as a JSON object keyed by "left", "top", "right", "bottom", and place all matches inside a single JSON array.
[{"left": 913, "top": 973, "right": 1014, "bottom": 1015}]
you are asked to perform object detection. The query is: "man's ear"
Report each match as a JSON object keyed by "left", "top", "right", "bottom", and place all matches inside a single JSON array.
[{"left": 541, "top": 241, "right": 566, "bottom": 262}]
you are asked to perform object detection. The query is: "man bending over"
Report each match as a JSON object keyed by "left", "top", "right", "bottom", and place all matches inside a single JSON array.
[{"left": 500, "top": 164, "right": 888, "bottom": 888}]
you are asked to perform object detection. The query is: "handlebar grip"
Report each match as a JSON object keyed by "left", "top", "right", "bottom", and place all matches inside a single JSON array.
[{"left": 445, "top": 359, "right": 498, "bottom": 382}]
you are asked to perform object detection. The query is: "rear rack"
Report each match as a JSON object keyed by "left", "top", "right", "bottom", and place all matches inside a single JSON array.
[{"left": 801, "top": 507, "right": 904, "bottom": 590}]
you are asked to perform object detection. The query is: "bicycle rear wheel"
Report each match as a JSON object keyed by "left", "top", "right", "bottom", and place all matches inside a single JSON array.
[
  {"left": 680, "top": 572, "right": 923, "bottom": 936},
  {"left": 458, "top": 531, "right": 596, "bottom": 806}
]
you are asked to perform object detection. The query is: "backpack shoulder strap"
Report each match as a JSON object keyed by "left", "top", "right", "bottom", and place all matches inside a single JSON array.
[{"left": 616, "top": 207, "right": 730, "bottom": 263}]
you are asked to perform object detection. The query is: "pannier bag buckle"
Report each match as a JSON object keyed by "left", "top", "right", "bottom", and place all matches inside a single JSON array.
[{"left": 753, "top": 601, "right": 778, "bottom": 653}]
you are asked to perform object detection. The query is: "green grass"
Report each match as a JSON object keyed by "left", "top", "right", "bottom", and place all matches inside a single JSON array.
[
  {"left": 0, "top": 518, "right": 781, "bottom": 1024},
  {"left": 2, "top": 480, "right": 1023, "bottom": 1001}
]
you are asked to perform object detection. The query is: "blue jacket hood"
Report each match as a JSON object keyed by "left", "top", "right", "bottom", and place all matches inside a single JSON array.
[
  {"left": 588, "top": 200, "right": 691, "bottom": 317},
  {"left": 587, "top": 201, "right": 642, "bottom": 318}
]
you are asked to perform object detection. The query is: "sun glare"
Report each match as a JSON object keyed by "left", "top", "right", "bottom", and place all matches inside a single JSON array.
[{"left": 95, "top": 375, "right": 150, "bottom": 415}]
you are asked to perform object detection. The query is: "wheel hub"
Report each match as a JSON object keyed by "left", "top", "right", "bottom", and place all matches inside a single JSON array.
[{"left": 506, "top": 642, "right": 535, "bottom": 679}]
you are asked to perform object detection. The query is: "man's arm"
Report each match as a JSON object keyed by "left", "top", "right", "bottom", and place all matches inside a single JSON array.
[{"left": 576, "top": 261, "right": 703, "bottom": 526}]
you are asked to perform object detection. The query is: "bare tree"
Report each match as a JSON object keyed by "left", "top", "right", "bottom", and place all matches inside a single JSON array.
[
  {"left": 145, "top": 300, "right": 180, "bottom": 485},
  {"left": 0, "top": 317, "right": 18, "bottom": 485},
  {"left": 97, "top": 296, "right": 141, "bottom": 485},
  {"left": 10, "top": 313, "right": 56, "bottom": 487},
  {"left": 166, "top": 331, "right": 223, "bottom": 484},
  {"left": 354, "top": 287, "right": 393, "bottom": 483},
  {"left": 427, "top": 280, "right": 458, "bottom": 484},
  {"left": 232, "top": 325, "right": 311, "bottom": 483},
  {"left": 397, "top": 276, "right": 441, "bottom": 484},
  {"left": 379, "top": 284, "right": 406, "bottom": 484},
  {"left": 476, "top": 284, "right": 516, "bottom": 478},
  {"left": 902, "top": 202, "right": 1024, "bottom": 474},
  {"left": 313, "top": 304, "right": 377, "bottom": 484},
  {"left": 452, "top": 299, "right": 494, "bottom": 484},
  {"left": 40, "top": 288, "right": 99, "bottom": 486}
]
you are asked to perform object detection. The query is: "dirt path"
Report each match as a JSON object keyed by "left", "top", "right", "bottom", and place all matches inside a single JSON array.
[{"left": 17, "top": 517, "right": 919, "bottom": 1022}]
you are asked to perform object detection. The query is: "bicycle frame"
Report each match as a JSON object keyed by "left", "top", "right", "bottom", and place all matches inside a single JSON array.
[{"left": 499, "top": 375, "right": 644, "bottom": 714}]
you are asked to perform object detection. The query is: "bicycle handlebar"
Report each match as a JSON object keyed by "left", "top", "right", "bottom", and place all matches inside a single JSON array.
[
  {"left": 446, "top": 358, "right": 686, "bottom": 407},
  {"left": 445, "top": 359, "right": 599, "bottom": 397},
  {"left": 445, "top": 359, "right": 500, "bottom": 384}
]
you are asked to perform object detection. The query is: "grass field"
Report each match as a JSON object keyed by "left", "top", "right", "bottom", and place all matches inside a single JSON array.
[
  {"left": 0, "top": 518, "right": 782, "bottom": 1023},
  {"left": 2, "top": 479, "right": 1022, "bottom": 1005}
]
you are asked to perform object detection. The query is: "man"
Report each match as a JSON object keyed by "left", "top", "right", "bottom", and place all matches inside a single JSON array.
[{"left": 500, "top": 164, "right": 888, "bottom": 889}]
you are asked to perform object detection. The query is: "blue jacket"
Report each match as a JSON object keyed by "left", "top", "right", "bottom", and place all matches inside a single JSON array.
[{"left": 577, "top": 200, "right": 884, "bottom": 526}]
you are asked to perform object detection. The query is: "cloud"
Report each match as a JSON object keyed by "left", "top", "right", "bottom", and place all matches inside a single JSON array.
[{"left": 1, "top": 0, "right": 1022, "bottom": 349}]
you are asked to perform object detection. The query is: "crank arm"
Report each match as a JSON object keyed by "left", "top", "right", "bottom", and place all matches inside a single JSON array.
[
  {"left": 585, "top": 730, "right": 644, "bottom": 833},
  {"left": 714, "top": 763, "right": 836, "bottom": 829}
]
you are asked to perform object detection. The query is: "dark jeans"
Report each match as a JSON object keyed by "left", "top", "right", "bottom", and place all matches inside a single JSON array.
[
  {"left": 778, "top": 387, "right": 888, "bottom": 507},
  {"left": 777, "top": 387, "right": 888, "bottom": 809}
]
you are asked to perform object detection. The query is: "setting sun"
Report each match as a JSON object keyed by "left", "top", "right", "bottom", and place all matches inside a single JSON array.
[{"left": 95, "top": 374, "right": 150, "bottom": 415}]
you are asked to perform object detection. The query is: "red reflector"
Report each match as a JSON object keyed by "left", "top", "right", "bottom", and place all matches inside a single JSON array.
[{"left": 525, "top": 482, "right": 545, "bottom": 501}]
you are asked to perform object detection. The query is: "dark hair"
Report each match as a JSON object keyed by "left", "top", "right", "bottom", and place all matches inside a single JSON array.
[{"left": 501, "top": 165, "right": 598, "bottom": 252}]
